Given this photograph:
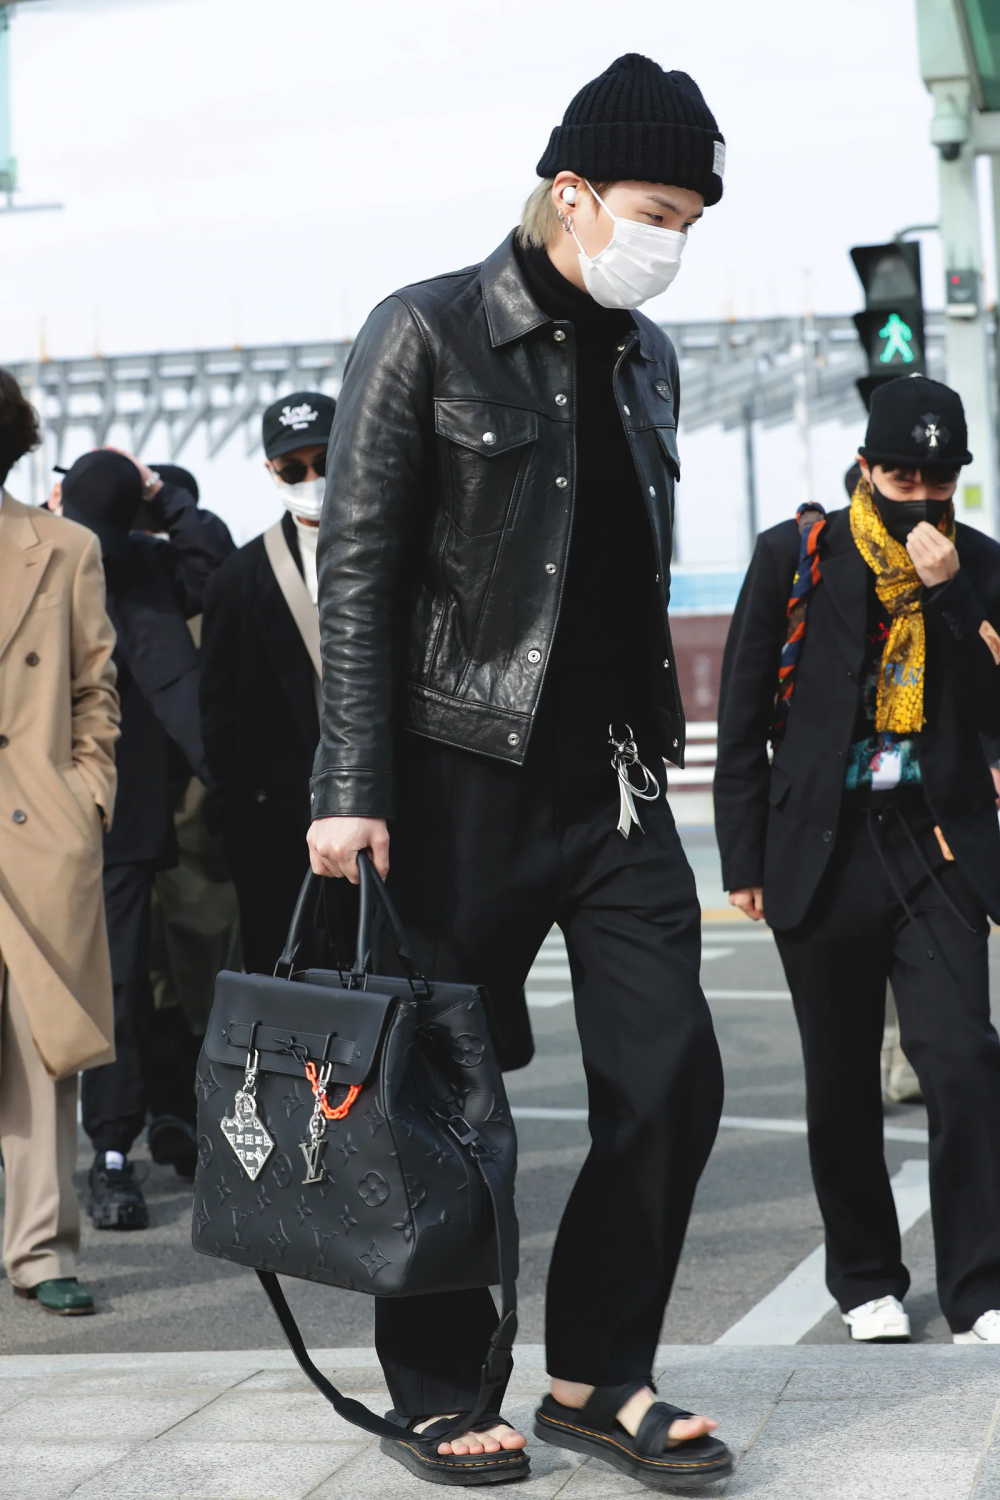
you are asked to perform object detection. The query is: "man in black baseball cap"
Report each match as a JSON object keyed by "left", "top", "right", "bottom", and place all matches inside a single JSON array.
[
  {"left": 200, "top": 390, "right": 337, "bottom": 979},
  {"left": 717, "top": 373, "right": 1000, "bottom": 1348}
]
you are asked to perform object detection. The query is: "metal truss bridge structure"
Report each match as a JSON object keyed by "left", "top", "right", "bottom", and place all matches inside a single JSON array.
[{"left": 6, "top": 312, "right": 954, "bottom": 473}]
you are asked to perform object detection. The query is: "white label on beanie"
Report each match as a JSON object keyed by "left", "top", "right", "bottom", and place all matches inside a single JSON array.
[{"left": 713, "top": 140, "right": 726, "bottom": 178}]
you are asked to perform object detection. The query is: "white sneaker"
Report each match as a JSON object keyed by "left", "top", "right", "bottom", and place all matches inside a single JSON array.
[
  {"left": 953, "top": 1309, "right": 1000, "bottom": 1344},
  {"left": 842, "top": 1295, "right": 911, "bottom": 1342}
]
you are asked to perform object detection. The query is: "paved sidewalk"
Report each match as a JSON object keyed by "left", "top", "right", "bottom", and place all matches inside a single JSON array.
[{"left": 1, "top": 1343, "right": 998, "bottom": 1498}]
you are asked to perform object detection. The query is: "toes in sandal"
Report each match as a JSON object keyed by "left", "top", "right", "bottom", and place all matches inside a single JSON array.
[
  {"left": 379, "top": 1409, "right": 531, "bottom": 1487},
  {"left": 534, "top": 1381, "right": 732, "bottom": 1491}
]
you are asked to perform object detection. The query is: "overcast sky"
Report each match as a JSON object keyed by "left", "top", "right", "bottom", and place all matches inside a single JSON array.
[{"left": 0, "top": 0, "right": 986, "bottom": 552}]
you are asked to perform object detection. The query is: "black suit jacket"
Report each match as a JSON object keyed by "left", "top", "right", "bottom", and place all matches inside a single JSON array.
[
  {"left": 103, "top": 484, "right": 233, "bottom": 866},
  {"left": 715, "top": 506, "right": 1000, "bottom": 930},
  {"left": 200, "top": 511, "right": 320, "bottom": 970}
]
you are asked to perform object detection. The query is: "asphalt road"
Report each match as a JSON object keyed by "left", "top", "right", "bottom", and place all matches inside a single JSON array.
[{"left": 0, "top": 826, "right": 975, "bottom": 1358}]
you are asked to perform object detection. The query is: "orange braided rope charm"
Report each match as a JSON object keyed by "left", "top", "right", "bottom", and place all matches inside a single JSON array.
[{"left": 304, "top": 1060, "right": 360, "bottom": 1121}]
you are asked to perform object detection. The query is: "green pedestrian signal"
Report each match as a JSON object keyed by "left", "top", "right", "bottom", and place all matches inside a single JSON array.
[
  {"left": 850, "top": 241, "right": 925, "bottom": 409},
  {"left": 878, "top": 313, "right": 915, "bottom": 364}
]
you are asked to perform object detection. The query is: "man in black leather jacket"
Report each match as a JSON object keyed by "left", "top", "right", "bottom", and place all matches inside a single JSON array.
[{"left": 308, "top": 54, "right": 732, "bottom": 1491}]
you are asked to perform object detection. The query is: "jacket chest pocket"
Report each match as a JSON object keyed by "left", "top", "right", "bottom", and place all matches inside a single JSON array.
[{"left": 435, "top": 400, "right": 538, "bottom": 538}]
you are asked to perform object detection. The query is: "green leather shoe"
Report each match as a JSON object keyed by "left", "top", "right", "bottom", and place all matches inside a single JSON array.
[{"left": 14, "top": 1278, "right": 95, "bottom": 1316}]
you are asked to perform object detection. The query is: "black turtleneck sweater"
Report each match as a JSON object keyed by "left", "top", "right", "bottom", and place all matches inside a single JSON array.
[{"left": 515, "top": 243, "right": 661, "bottom": 698}]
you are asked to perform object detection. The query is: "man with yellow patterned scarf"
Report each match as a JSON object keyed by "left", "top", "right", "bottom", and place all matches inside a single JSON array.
[{"left": 716, "top": 375, "right": 1000, "bottom": 1346}]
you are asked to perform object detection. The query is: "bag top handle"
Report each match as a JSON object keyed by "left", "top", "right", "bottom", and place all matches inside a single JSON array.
[
  {"left": 275, "top": 856, "right": 428, "bottom": 991},
  {"left": 355, "top": 849, "right": 428, "bottom": 989}
]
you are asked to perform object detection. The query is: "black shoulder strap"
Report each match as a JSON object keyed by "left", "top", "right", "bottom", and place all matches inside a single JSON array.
[{"left": 256, "top": 1145, "right": 517, "bottom": 1442}]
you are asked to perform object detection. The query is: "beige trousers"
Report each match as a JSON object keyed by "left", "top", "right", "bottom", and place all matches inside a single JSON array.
[{"left": 0, "top": 962, "right": 80, "bottom": 1287}]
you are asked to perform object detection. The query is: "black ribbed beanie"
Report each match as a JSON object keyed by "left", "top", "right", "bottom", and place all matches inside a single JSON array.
[{"left": 536, "top": 53, "right": 725, "bottom": 207}]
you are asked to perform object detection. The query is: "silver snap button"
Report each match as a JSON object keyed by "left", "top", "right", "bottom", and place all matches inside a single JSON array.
[
  {"left": 623, "top": 404, "right": 631, "bottom": 416},
  {"left": 555, "top": 476, "right": 568, "bottom": 489},
  {"left": 527, "top": 649, "right": 541, "bottom": 664},
  {"left": 545, "top": 563, "right": 557, "bottom": 575},
  {"left": 507, "top": 732, "right": 520, "bottom": 747},
  {"left": 672, "top": 739, "right": 679, "bottom": 748},
  {"left": 553, "top": 329, "right": 566, "bottom": 342},
  {"left": 310, "top": 793, "right": 315, "bottom": 802},
  {"left": 648, "top": 485, "right": 656, "bottom": 497},
  {"left": 655, "top": 572, "right": 660, "bottom": 583},
  {"left": 617, "top": 342, "right": 627, "bottom": 352},
  {"left": 482, "top": 431, "right": 496, "bottom": 445},
  {"left": 555, "top": 393, "right": 567, "bottom": 406},
  {"left": 12, "top": 809, "right": 26, "bottom": 825},
  {"left": 663, "top": 658, "right": 670, "bottom": 669}
]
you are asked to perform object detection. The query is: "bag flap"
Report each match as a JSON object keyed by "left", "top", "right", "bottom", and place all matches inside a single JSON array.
[
  {"left": 203, "top": 969, "right": 400, "bottom": 1087},
  {"left": 434, "top": 399, "right": 538, "bottom": 456}
]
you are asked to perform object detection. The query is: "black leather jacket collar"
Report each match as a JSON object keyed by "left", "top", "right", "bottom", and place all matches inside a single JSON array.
[{"left": 481, "top": 235, "right": 660, "bottom": 360}]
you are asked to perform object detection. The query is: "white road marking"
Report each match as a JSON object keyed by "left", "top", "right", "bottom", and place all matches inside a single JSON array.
[
  {"left": 715, "top": 1158, "right": 930, "bottom": 1345},
  {"left": 705, "top": 989, "right": 791, "bottom": 1001},
  {"left": 525, "top": 937, "right": 771, "bottom": 1009}
]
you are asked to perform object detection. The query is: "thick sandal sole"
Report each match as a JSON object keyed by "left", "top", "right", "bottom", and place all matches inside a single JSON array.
[
  {"left": 379, "top": 1435, "right": 530, "bottom": 1486},
  {"left": 533, "top": 1413, "right": 733, "bottom": 1491}
]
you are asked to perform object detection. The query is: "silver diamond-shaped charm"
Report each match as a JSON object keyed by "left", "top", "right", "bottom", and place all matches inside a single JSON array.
[{"left": 221, "top": 1088, "right": 274, "bottom": 1181}]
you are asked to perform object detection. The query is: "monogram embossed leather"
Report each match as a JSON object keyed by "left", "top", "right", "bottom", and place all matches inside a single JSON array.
[{"left": 191, "top": 857, "right": 519, "bottom": 1441}]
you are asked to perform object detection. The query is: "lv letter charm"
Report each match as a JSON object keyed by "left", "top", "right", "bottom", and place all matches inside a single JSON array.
[
  {"left": 300, "top": 1061, "right": 332, "bottom": 1185},
  {"left": 221, "top": 1048, "right": 274, "bottom": 1181}
]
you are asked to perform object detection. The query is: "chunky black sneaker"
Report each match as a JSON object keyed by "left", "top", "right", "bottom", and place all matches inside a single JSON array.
[
  {"left": 87, "top": 1154, "right": 149, "bottom": 1230},
  {"left": 148, "top": 1115, "right": 198, "bottom": 1180}
]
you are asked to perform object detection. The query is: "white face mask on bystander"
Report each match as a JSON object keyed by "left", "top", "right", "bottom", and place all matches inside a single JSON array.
[
  {"left": 568, "top": 180, "right": 686, "bottom": 309},
  {"left": 269, "top": 470, "right": 325, "bottom": 522}
]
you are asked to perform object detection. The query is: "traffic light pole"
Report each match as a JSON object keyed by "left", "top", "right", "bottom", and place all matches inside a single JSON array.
[{"left": 936, "top": 90, "right": 997, "bottom": 532}]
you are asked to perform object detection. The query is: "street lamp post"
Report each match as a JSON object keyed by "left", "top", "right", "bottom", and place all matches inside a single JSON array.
[
  {"left": 0, "top": 0, "right": 61, "bottom": 213},
  {"left": 915, "top": 0, "right": 1000, "bottom": 533}
]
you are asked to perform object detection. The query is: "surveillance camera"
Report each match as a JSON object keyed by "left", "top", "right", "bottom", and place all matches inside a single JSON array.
[{"left": 930, "top": 90, "right": 970, "bottom": 160}]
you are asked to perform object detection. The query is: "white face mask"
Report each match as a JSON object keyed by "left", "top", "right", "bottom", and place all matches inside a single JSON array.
[
  {"left": 269, "top": 469, "right": 325, "bottom": 522},
  {"left": 568, "top": 180, "right": 687, "bottom": 310}
]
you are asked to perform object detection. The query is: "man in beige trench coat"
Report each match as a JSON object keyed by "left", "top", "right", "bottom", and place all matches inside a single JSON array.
[{"left": 0, "top": 370, "right": 119, "bottom": 1315}]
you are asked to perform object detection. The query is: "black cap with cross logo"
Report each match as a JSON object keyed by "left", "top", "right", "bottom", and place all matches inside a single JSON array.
[{"left": 858, "top": 374, "right": 972, "bottom": 471}]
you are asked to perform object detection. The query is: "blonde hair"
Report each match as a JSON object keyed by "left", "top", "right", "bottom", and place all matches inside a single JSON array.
[
  {"left": 516, "top": 178, "right": 616, "bottom": 249},
  {"left": 517, "top": 179, "right": 560, "bottom": 248}
]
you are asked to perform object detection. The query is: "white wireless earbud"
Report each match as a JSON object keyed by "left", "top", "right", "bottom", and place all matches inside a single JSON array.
[{"left": 561, "top": 185, "right": 577, "bottom": 205}]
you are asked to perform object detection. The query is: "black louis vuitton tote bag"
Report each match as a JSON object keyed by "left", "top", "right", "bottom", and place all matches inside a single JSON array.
[{"left": 191, "top": 851, "right": 519, "bottom": 1440}]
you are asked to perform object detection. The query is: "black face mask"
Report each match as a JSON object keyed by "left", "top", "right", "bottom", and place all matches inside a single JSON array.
[{"left": 872, "top": 487, "right": 951, "bottom": 546}]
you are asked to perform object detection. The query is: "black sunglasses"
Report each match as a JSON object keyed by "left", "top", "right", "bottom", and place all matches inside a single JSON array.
[{"left": 274, "top": 452, "right": 327, "bottom": 484}]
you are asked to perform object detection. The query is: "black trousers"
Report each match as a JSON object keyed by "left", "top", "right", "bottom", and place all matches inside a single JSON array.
[
  {"left": 82, "top": 861, "right": 157, "bottom": 1156},
  {"left": 774, "top": 792, "right": 1000, "bottom": 1331},
  {"left": 372, "top": 674, "right": 723, "bottom": 1417}
]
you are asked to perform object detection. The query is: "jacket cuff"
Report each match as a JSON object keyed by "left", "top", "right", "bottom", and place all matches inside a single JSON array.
[
  {"left": 309, "top": 769, "right": 395, "bottom": 821},
  {"left": 721, "top": 862, "right": 764, "bottom": 894},
  {"left": 924, "top": 568, "right": 983, "bottom": 643},
  {"left": 151, "top": 480, "right": 196, "bottom": 534}
]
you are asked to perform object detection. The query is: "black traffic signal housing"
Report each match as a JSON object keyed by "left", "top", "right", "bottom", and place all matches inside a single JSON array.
[{"left": 850, "top": 241, "right": 926, "bottom": 410}]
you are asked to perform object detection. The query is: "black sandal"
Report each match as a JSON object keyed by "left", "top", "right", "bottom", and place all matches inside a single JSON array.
[
  {"left": 379, "top": 1409, "right": 531, "bottom": 1487},
  {"left": 534, "top": 1380, "right": 732, "bottom": 1491}
]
